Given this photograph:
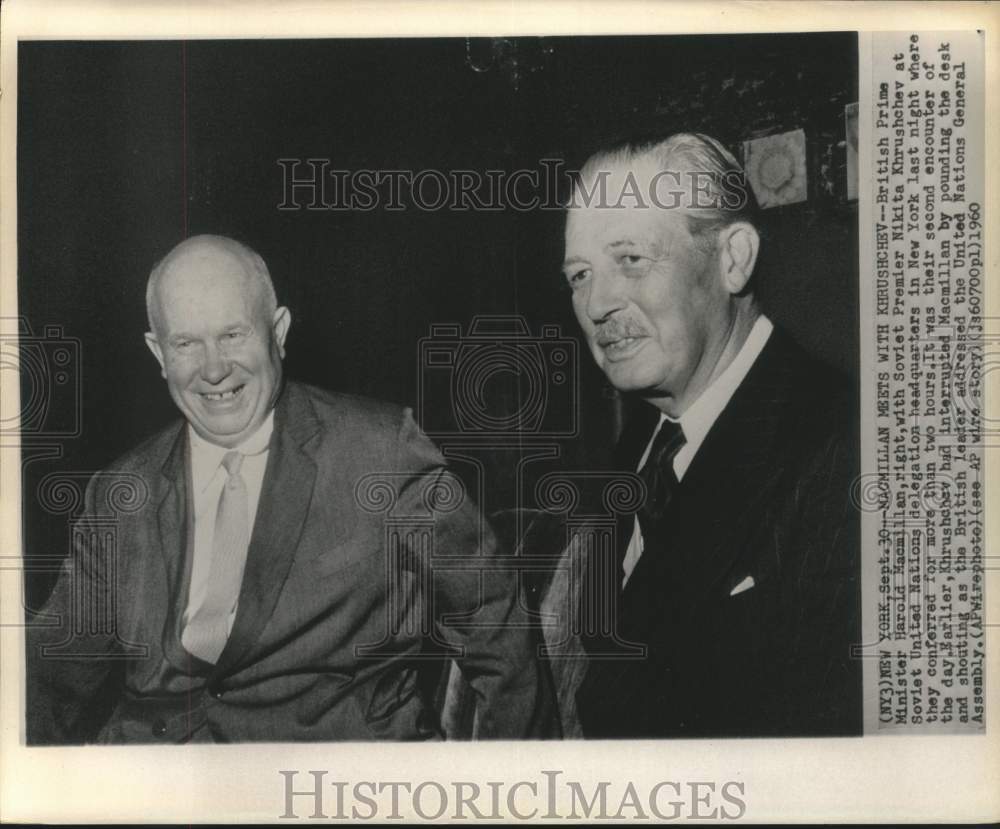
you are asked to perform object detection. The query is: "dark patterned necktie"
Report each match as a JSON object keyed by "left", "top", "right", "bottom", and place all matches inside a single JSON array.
[{"left": 636, "top": 419, "right": 686, "bottom": 549}]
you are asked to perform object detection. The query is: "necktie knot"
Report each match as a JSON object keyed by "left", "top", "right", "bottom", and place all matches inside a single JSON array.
[
  {"left": 636, "top": 418, "right": 687, "bottom": 544},
  {"left": 221, "top": 450, "right": 244, "bottom": 480},
  {"left": 642, "top": 418, "right": 686, "bottom": 476}
]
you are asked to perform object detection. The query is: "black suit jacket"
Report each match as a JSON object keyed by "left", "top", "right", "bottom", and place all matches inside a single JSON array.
[
  {"left": 576, "top": 327, "right": 862, "bottom": 738},
  {"left": 27, "top": 381, "right": 553, "bottom": 743}
]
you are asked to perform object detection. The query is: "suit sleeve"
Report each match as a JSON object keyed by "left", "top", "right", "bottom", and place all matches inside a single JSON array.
[
  {"left": 25, "top": 476, "right": 122, "bottom": 744},
  {"left": 390, "top": 408, "right": 558, "bottom": 739}
]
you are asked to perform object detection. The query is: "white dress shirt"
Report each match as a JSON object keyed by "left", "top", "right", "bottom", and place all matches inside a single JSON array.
[
  {"left": 182, "top": 411, "right": 275, "bottom": 637},
  {"left": 622, "top": 315, "right": 774, "bottom": 585}
]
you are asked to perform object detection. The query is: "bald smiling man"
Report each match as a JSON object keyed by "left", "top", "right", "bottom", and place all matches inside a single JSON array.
[{"left": 27, "top": 235, "right": 552, "bottom": 743}]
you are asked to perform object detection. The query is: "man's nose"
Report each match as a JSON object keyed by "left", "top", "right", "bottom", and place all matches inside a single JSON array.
[
  {"left": 586, "top": 269, "right": 628, "bottom": 324},
  {"left": 200, "top": 343, "right": 232, "bottom": 384}
]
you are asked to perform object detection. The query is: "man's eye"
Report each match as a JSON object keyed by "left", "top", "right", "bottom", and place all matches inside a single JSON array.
[
  {"left": 174, "top": 340, "right": 192, "bottom": 350},
  {"left": 567, "top": 268, "right": 591, "bottom": 286},
  {"left": 620, "top": 254, "right": 646, "bottom": 266}
]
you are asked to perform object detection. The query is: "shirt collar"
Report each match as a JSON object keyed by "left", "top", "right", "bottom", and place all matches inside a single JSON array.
[
  {"left": 659, "top": 314, "right": 774, "bottom": 453},
  {"left": 188, "top": 410, "right": 276, "bottom": 491}
]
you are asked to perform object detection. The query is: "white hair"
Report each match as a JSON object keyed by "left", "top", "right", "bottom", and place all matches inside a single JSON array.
[{"left": 576, "top": 132, "right": 760, "bottom": 251}]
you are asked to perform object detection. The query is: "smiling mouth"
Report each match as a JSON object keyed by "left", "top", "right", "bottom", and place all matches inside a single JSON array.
[
  {"left": 200, "top": 384, "right": 245, "bottom": 402},
  {"left": 599, "top": 336, "right": 645, "bottom": 358}
]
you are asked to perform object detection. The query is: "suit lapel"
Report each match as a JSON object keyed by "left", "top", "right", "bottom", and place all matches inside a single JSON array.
[
  {"left": 212, "top": 383, "right": 320, "bottom": 676},
  {"left": 623, "top": 330, "right": 801, "bottom": 614},
  {"left": 580, "top": 328, "right": 828, "bottom": 732},
  {"left": 666, "top": 401, "right": 785, "bottom": 603},
  {"left": 611, "top": 404, "right": 660, "bottom": 576},
  {"left": 155, "top": 426, "right": 188, "bottom": 586},
  {"left": 675, "top": 330, "right": 806, "bottom": 601},
  {"left": 153, "top": 425, "right": 193, "bottom": 669},
  {"left": 614, "top": 401, "right": 661, "bottom": 470}
]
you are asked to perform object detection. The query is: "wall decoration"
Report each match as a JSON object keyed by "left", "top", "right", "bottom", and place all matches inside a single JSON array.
[{"left": 743, "top": 128, "right": 808, "bottom": 208}]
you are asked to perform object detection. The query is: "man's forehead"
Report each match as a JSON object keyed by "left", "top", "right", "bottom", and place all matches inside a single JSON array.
[
  {"left": 152, "top": 250, "right": 260, "bottom": 325},
  {"left": 158, "top": 243, "right": 256, "bottom": 292},
  {"left": 570, "top": 153, "right": 706, "bottom": 212},
  {"left": 564, "top": 199, "right": 686, "bottom": 251},
  {"left": 580, "top": 154, "right": 662, "bottom": 186}
]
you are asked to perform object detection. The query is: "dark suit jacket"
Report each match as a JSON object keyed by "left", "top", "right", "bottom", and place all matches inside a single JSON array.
[
  {"left": 575, "top": 327, "right": 862, "bottom": 738},
  {"left": 27, "top": 381, "right": 551, "bottom": 743}
]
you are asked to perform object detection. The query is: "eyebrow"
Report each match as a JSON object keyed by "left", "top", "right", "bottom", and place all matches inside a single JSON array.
[
  {"left": 607, "top": 238, "right": 643, "bottom": 251},
  {"left": 563, "top": 232, "right": 658, "bottom": 268},
  {"left": 167, "top": 321, "right": 249, "bottom": 339},
  {"left": 562, "top": 237, "right": 647, "bottom": 270},
  {"left": 561, "top": 255, "right": 589, "bottom": 270}
]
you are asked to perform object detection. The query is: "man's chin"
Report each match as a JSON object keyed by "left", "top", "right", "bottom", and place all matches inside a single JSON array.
[
  {"left": 184, "top": 404, "right": 255, "bottom": 446},
  {"left": 601, "top": 364, "right": 662, "bottom": 395}
]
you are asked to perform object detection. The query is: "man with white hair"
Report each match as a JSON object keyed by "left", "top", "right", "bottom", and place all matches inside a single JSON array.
[
  {"left": 562, "top": 133, "right": 861, "bottom": 737},
  {"left": 28, "top": 234, "right": 552, "bottom": 743}
]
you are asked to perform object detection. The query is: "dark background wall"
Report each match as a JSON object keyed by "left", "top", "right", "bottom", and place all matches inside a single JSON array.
[{"left": 18, "top": 33, "right": 857, "bottom": 605}]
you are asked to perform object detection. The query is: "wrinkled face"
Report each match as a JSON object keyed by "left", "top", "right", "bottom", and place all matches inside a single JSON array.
[
  {"left": 145, "top": 246, "right": 289, "bottom": 448},
  {"left": 562, "top": 162, "right": 730, "bottom": 411}
]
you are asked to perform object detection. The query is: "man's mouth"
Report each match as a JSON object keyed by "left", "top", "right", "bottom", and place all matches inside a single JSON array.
[
  {"left": 200, "top": 384, "right": 245, "bottom": 402},
  {"left": 598, "top": 335, "right": 645, "bottom": 358}
]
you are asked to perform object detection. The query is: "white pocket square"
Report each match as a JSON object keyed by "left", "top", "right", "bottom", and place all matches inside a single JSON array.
[{"left": 729, "top": 575, "right": 755, "bottom": 596}]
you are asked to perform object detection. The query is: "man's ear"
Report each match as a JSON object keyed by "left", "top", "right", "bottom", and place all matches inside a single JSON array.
[
  {"left": 144, "top": 332, "right": 166, "bottom": 377},
  {"left": 272, "top": 306, "right": 291, "bottom": 358},
  {"left": 716, "top": 222, "right": 760, "bottom": 295}
]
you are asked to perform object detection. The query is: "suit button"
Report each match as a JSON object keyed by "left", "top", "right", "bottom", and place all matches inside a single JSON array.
[
  {"left": 210, "top": 687, "right": 224, "bottom": 700},
  {"left": 151, "top": 719, "right": 167, "bottom": 737}
]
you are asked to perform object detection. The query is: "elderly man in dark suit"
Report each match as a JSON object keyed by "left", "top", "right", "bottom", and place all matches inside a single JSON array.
[
  {"left": 27, "top": 234, "right": 551, "bottom": 743},
  {"left": 559, "top": 133, "right": 861, "bottom": 737}
]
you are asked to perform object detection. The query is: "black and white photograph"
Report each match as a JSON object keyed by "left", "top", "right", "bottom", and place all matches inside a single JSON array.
[{"left": 1, "top": 0, "right": 994, "bottom": 823}]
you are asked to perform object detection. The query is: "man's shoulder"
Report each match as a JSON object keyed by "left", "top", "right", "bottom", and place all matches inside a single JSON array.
[
  {"left": 753, "top": 329, "right": 858, "bottom": 497},
  {"left": 283, "top": 380, "right": 444, "bottom": 472},
  {"left": 283, "top": 380, "right": 412, "bottom": 436},
  {"left": 75, "top": 420, "right": 184, "bottom": 506},
  {"left": 104, "top": 420, "right": 184, "bottom": 476},
  {"left": 760, "top": 326, "right": 854, "bottom": 432}
]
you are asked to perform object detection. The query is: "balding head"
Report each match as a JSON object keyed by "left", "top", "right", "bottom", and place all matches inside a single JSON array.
[
  {"left": 143, "top": 235, "right": 291, "bottom": 448},
  {"left": 146, "top": 235, "right": 277, "bottom": 336}
]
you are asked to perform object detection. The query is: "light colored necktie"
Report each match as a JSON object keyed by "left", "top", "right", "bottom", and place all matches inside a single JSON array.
[{"left": 182, "top": 450, "right": 250, "bottom": 664}]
